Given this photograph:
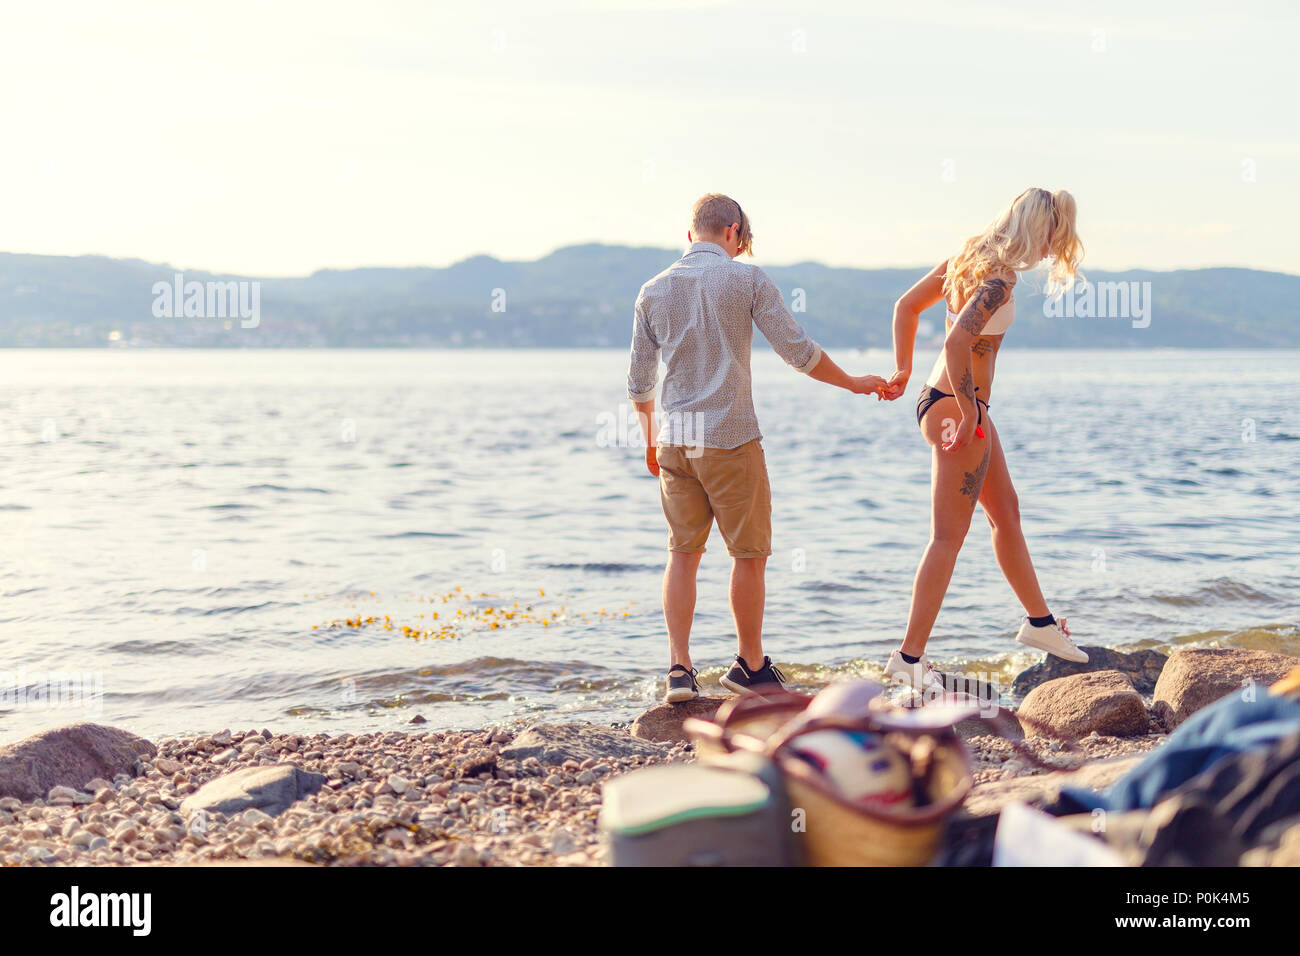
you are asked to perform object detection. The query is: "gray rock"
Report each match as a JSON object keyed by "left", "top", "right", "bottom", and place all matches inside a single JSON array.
[
  {"left": 47, "top": 785, "right": 83, "bottom": 805},
  {"left": 1152, "top": 648, "right": 1299, "bottom": 730},
  {"left": 551, "top": 828, "right": 578, "bottom": 855},
  {"left": 1012, "top": 646, "right": 1169, "bottom": 697},
  {"left": 180, "top": 764, "right": 326, "bottom": 818},
  {"left": 629, "top": 696, "right": 728, "bottom": 744},
  {"left": 500, "top": 723, "right": 667, "bottom": 766},
  {"left": 0, "top": 723, "right": 156, "bottom": 802}
]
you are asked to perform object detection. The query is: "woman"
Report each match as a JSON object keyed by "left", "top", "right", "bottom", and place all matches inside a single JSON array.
[{"left": 880, "top": 187, "right": 1087, "bottom": 692}]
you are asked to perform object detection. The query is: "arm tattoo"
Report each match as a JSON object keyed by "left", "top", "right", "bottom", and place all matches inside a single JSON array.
[
  {"left": 957, "top": 366, "right": 975, "bottom": 406},
  {"left": 957, "top": 278, "right": 1009, "bottom": 337},
  {"left": 959, "top": 445, "right": 992, "bottom": 500}
]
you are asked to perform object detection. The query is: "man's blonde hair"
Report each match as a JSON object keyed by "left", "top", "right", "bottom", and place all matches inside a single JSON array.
[{"left": 691, "top": 193, "right": 753, "bottom": 256}]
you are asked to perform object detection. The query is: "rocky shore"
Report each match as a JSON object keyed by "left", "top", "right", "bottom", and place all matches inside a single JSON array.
[{"left": 2, "top": 644, "right": 1296, "bottom": 867}]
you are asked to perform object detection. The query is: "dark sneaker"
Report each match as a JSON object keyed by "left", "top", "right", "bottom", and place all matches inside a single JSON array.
[
  {"left": 719, "top": 654, "right": 786, "bottom": 695},
  {"left": 665, "top": 664, "right": 699, "bottom": 703}
]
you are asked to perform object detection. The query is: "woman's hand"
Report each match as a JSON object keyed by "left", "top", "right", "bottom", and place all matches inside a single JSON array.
[
  {"left": 880, "top": 368, "right": 910, "bottom": 401},
  {"left": 942, "top": 414, "right": 978, "bottom": 452}
]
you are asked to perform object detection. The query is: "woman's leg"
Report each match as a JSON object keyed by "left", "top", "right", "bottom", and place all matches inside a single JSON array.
[
  {"left": 977, "top": 417, "right": 1050, "bottom": 618},
  {"left": 900, "top": 400, "right": 991, "bottom": 657}
]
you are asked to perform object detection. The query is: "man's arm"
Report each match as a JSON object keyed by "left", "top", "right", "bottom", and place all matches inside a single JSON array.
[
  {"left": 627, "top": 295, "right": 661, "bottom": 475},
  {"left": 633, "top": 399, "right": 659, "bottom": 476},
  {"left": 751, "top": 270, "right": 884, "bottom": 395},
  {"left": 806, "top": 352, "right": 886, "bottom": 395},
  {"left": 941, "top": 270, "right": 1014, "bottom": 451}
]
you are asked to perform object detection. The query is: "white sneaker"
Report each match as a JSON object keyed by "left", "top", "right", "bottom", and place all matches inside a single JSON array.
[
  {"left": 1015, "top": 616, "right": 1088, "bottom": 663},
  {"left": 884, "top": 650, "right": 948, "bottom": 693}
]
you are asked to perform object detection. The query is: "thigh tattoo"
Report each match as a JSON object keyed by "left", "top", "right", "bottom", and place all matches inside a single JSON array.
[{"left": 959, "top": 445, "right": 992, "bottom": 500}]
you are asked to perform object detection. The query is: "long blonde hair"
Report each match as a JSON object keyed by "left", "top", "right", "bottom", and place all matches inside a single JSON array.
[{"left": 943, "top": 188, "right": 1083, "bottom": 309}]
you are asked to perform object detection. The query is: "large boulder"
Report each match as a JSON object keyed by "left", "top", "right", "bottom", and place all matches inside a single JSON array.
[
  {"left": 630, "top": 696, "right": 729, "bottom": 744},
  {"left": 1016, "top": 671, "right": 1150, "bottom": 739},
  {"left": 499, "top": 723, "right": 667, "bottom": 766},
  {"left": 1012, "top": 646, "right": 1168, "bottom": 697},
  {"left": 180, "top": 764, "right": 326, "bottom": 818},
  {"left": 0, "top": 723, "right": 155, "bottom": 801},
  {"left": 1152, "top": 648, "right": 1300, "bottom": 731}
]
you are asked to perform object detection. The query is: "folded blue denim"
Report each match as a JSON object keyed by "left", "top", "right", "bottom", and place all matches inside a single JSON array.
[{"left": 1057, "top": 692, "right": 1300, "bottom": 813}]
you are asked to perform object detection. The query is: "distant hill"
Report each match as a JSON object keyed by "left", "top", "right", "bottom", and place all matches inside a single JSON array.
[{"left": 0, "top": 245, "right": 1295, "bottom": 348}]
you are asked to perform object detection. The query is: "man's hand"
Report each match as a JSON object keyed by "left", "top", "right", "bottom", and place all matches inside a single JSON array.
[
  {"left": 850, "top": 374, "right": 888, "bottom": 396},
  {"left": 645, "top": 445, "right": 660, "bottom": 477},
  {"left": 881, "top": 368, "right": 910, "bottom": 402},
  {"left": 942, "top": 414, "right": 978, "bottom": 453}
]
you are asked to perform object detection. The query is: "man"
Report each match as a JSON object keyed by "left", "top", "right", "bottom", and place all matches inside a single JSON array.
[{"left": 627, "top": 193, "right": 886, "bottom": 703}]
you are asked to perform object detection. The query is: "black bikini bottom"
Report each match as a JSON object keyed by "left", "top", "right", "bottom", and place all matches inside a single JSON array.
[{"left": 916, "top": 385, "right": 988, "bottom": 427}]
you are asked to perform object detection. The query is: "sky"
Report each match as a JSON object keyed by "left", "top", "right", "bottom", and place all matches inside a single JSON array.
[{"left": 0, "top": 0, "right": 1296, "bottom": 276}]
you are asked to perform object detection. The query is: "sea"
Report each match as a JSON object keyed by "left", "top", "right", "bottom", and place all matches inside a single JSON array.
[{"left": 2, "top": 347, "right": 1298, "bottom": 742}]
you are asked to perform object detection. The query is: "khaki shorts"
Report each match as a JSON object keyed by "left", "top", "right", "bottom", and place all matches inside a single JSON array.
[{"left": 657, "top": 439, "right": 772, "bottom": 558}]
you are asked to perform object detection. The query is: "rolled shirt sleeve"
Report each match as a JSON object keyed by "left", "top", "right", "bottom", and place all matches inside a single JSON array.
[
  {"left": 626, "top": 294, "right": 660, "bottom": 401},
  {"left": 751, "top": 269, "right": 822, "bottom": 374}
]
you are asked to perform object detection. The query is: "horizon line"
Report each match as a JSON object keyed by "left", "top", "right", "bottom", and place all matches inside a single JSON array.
[{"left": 1, "top": 244, "right": 1296, "bottom": 282}]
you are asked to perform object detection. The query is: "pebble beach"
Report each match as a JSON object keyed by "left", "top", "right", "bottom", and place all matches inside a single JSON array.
[
  {"left": 1, "top": 722, "right": 1160, "bottom": 868},
  {"left": 1, "top": 726, "right": 694, "bottom": 867},
  {"left": 3, "top": 644, "right": 1297, "bottom": 867}
]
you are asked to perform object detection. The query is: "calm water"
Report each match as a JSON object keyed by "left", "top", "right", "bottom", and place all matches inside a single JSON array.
[{"left": 2, "top": 348, "right": 1298, "bottom": 742}]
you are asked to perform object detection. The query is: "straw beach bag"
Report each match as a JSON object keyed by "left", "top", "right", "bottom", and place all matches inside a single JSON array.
[{"left": 685, "top": 690, "right": 974, "bottom": 866}]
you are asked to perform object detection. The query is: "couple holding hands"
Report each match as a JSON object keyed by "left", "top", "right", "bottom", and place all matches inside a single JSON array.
[{"left": 627, "top": 190, "right": 1088, "bottom": 703}]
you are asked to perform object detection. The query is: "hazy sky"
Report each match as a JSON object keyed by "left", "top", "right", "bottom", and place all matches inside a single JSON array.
[{"left": 1, "top": 0, "right": 1296, "bottom": 276}]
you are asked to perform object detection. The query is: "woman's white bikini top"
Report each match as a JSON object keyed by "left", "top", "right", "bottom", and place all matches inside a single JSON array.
[
  {"left": 946, "top": 294, "right": 1015, "bottom": 335},
  {"left": 925, "top": 292, "right": 1016, "bottom": 391}
]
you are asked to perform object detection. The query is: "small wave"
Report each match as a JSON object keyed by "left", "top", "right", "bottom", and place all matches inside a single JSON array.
[
  {"left": 542, "top": 562, "right": 660, "bottom": 573},
  {"left": 167, "top": 601, "right": 279, "bottom": 616},
  {"left": 1150, "top": 579, "right": 1280, "bottom": 607},
  {"left": 378, "top": 531, "right": 464, "bottom": 539},
  {"left": 107, "top": 638, "right": 213, "bottom": 656},
  {"left": 245, "top": 483, "right": 332, "bottom": 494}
]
